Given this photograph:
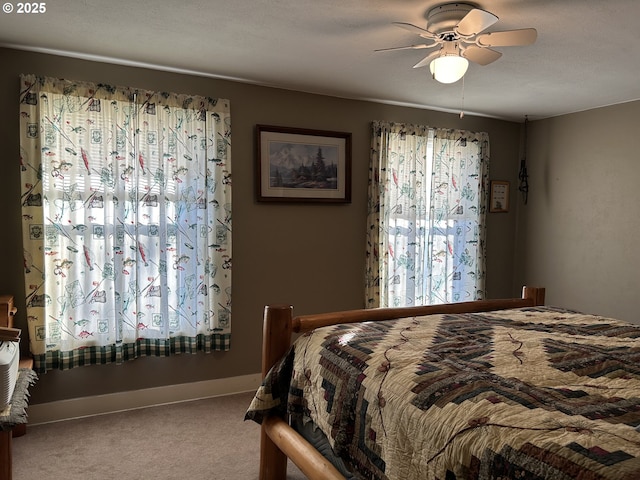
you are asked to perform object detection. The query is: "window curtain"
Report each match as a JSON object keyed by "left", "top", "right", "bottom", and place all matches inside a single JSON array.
[
  {"left": 365, "top": 121, "right": 488, "bottom": 308},
  {"left": 19, "top": 75, "right": 232, "bottom": 373}
]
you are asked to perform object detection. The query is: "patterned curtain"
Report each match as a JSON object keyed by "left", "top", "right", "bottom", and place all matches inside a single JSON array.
[
  {"left": 19, "top": 75, "right": 232, "bottom": 373},
  {"left": 365, "top": 121, "right": 488, "bottom": 308}
]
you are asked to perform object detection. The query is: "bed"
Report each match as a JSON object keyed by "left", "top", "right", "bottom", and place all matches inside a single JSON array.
[{"left": 245, "top": 287, "right": 640, "bottom": 479}]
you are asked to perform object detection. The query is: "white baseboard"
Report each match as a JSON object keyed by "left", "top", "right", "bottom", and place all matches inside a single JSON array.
[{"left": 27, "top": 372, "right": 263, "bottom": 425}]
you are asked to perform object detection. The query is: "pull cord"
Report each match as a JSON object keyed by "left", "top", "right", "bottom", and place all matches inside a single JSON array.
[{"left": 518, "top": 116, "right": 529, "bottom": 204}]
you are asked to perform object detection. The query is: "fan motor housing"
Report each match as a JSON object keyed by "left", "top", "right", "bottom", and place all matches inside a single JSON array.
[{"left": 427, "top": 2, "right": 475, "bottom": 35}]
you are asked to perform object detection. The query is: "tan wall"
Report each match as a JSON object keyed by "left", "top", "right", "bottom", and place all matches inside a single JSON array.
[
  {"left": 514, "top": 102, "right": 640, "bottom": 323},
  {"left": 0, "top": 47, "right": 521, "bottom": 404}
]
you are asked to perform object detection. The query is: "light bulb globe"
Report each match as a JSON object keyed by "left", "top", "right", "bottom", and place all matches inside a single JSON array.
[{"left": 429, "top": 56, "right": 469, "bottom": 84}]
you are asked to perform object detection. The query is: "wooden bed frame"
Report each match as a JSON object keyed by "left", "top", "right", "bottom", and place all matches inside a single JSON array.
[{"left": 258, "top": 286, "right": 546, "bottom": 480}]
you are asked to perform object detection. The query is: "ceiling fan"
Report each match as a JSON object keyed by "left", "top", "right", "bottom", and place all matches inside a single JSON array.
[{"left": 377, "top": 2, "right": 537, "bottom": 83}]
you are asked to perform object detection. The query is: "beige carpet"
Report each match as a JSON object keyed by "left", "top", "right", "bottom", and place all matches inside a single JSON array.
[{"left": 11, "top": 391, "right": 306, "bottom": 479}]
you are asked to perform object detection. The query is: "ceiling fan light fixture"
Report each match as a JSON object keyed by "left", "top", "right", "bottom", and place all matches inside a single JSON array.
[
  {"left": 429, "top": 55, "right": 469, "bottom": 83},
  {"left": 383, "top": 3, "right": 537, "bottom": 84}
]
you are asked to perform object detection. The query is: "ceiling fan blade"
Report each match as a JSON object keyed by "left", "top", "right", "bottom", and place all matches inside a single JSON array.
[
  {"left": 476, "top": 28, "right": 538, "bottom": 47},
  {"left": 393, "top": 22, "right": 438, "bottom": 40},
  {"left": 462, "top": 46, "right": 502, "bottom": 66},
  {"left": 455, "top": 8, "right": 498, "bottom": 36},
  {"left": 375, "top": 44, "right": 432, "bottom": 52},
  {"left": 412, "top": 50, "right": 441, "bottom": 69}
]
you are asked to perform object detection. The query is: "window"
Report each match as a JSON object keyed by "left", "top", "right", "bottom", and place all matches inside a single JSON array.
[
  {"left": 19, "top": 75, "right": 232, "bottom": 373},
  {"left": 365, "top": 121, "right": 489, "bottom": 308}
]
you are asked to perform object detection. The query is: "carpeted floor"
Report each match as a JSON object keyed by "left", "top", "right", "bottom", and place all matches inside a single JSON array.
[{"left": 11, "top": 391, "right": 306, "bottom": 479}]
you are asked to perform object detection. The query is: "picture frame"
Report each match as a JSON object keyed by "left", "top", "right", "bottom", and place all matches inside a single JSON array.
[
  {"left": 256, "top": 124, "right": 352, "bottom": 203},
  {"left": 489, "top": 180, "right": 510, "bottom": 213}
]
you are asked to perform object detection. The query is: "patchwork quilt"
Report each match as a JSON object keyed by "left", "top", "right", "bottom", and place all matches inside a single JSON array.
[{"left": 245, "top": 307, "right": 640, "bottom": 479}]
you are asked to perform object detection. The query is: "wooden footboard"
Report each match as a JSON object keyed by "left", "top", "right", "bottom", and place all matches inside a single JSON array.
[{"left": 259, "top": 286, "right": 545, "bottom": 480}]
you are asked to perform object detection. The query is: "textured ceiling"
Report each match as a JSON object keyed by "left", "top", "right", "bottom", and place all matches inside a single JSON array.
[{"left": 1, "top": 0, "right": 640, "bottom": 122}]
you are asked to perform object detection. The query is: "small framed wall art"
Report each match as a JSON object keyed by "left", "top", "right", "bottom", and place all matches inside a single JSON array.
[
  {"left": 489, "top": 180, "right": 510, "bottom": 213},
  {"left": 256, "top": 124, "right": 352, "bottom": 203}
]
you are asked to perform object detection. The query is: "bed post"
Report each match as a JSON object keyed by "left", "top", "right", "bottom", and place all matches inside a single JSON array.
[
  {"left": 260, "top": 305, "right": 293, "bottom": 480},
  {"left": 522, "top": 286, "right": 546, "bottom": 306}
]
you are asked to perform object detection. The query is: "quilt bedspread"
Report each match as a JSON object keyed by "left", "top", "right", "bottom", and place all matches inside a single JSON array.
[{"left": 245, "top": 306, "right": 640, "bottom": 479}]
